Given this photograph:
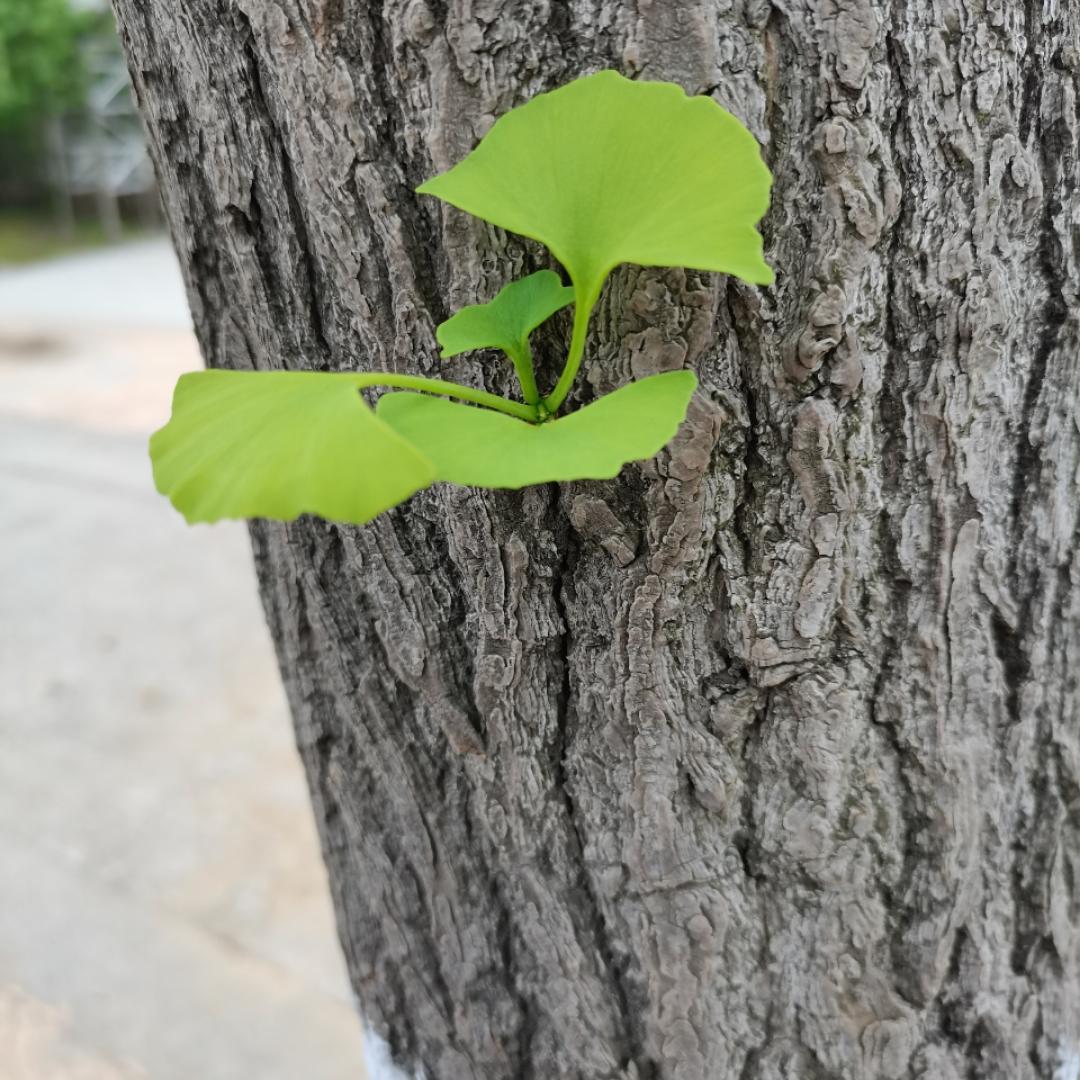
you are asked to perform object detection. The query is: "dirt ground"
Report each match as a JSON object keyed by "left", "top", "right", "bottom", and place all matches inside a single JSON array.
[{"left": 0, "top": 240, "right": 369, "bottom": 1080}]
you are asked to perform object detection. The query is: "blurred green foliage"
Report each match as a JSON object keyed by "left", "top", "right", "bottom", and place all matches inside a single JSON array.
[
  {"left": 0, "top": 0, "right": 93, "bottom": 134},
  {"left": 0, "top": 0, "right": 110, "bottom": 199},
  {"left": 0, "top": 209, "right": 142, "bottom": 264}
]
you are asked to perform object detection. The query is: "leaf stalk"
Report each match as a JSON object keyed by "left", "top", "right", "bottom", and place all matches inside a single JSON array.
[
  {"left": 543, "top": 289, "right": 595, "bottom": 415},
  {"left": 356, "top": 372, "right": 540, "bottom": 422}
]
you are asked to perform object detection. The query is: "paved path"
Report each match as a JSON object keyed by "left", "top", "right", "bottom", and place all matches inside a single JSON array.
[
  {"left": 0, "top": 240, "right": 193, "bottom": 330},
  {"left": 0, "top": 240, "right": 370, "bottom": 1079}
]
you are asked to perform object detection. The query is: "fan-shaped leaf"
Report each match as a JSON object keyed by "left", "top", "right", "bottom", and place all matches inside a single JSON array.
[
  {"left": 151, "top": 370, "right": 435, "bottom": 524},
  {"left": 438, "top": 269, "right": 573, "bottom": 403},
  {"left": 438, "top": 270, "right": 574, "bottom": 361},
  {"left": 375, "top": 370, "right": 697, "bottom": 488},
  {"left": 418, "top": 70, "right": 773, "bottom": 307}
]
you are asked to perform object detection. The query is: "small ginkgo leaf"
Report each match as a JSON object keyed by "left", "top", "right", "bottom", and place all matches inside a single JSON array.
[
  {"left": 438, "top": 270, "right": 574, "bottom": 361},
  {"left": 438, "top": 269, "right": 574, "bottom": 403},
  {"left": 375, "top": 370, "right": 697, "bottom": 489},
  {"left": 151, "top": 370, "right": 436, "bottom": 524},
  {"left": 417, "top": 70, "right": 773, "bottom": 309}
]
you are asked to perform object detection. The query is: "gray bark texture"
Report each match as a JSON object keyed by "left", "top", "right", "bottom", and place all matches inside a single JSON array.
[{"left": 111, "top": 1, "right": 1080, "bottom": 1077}]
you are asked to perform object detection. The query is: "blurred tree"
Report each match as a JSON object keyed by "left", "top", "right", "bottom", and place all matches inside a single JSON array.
[
  {"left": 0, "top": 0, "right": 83, "bottom": 124},
  {"left": 0, "top": 0, "right": 102, "bottom": 201}
]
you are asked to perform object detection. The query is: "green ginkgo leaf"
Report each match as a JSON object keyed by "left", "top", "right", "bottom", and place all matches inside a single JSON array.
[
  {"left": 149, "top": 74, "right": 773, "bottom": 534},
  {"left": 417, "top": 70, "right": 772, "bottom": 413},
  {"left": 418, "top": 70, "right": 773, "bottom": 304},
  {"left": 438, "top": 269, "right": 574, "bottom": 403},
  {"left": 151, "top": 370, "right": 436, "bottom": 524},
  {"left": 375, "top": 370, "right": 697, "bottom": 488}
]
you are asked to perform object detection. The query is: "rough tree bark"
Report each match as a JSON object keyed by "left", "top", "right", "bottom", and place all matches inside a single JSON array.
[{"left": 112, "top": 1, "right": 1080, "bottom": 1077}]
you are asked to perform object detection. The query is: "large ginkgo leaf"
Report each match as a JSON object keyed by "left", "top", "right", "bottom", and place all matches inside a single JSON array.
[
  {"left": 418, "top": 70, "right": 773, "bottom": 307},
  {"left": 151, "top": 370, "right": 436, "bottom": 524},
  {"left": 375, "top": 370, "right": 697, "bottom": 488}
]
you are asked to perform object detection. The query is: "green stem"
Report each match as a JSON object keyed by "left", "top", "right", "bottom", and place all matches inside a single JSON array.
[
  {"left": 508, "top": 341, "right": 541, "bottom": 406},
  {"left": 355, "top": 372, "right": 539, "bottom": 422},
  {"left": 543, "top": 291, "right": 595, "bottom": 415}
]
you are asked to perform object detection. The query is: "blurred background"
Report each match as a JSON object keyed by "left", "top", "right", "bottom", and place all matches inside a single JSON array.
[{"left": 0, "top": 2, "right": 368, "bottom": 1077}]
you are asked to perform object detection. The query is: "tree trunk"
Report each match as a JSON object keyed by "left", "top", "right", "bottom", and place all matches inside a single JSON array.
[{"left": 112, "top": 2, "right": 1080, "bottom": 1077}]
